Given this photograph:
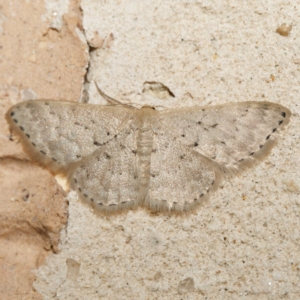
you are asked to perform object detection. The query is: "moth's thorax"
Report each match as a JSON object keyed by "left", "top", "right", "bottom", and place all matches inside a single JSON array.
[
  {"left": 136, "top": 106, "right": 157, "bottom": 153},
  {"left": 137, "top": 106, "right": 158, "bottom": 128}
]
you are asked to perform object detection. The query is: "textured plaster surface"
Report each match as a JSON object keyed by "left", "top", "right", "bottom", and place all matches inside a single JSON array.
[
  {"left": 0, "top": 158, "right": 68, "bottom": 299},
  {"left": 1, "top": 0, "right": 300, "bottom": 299}
]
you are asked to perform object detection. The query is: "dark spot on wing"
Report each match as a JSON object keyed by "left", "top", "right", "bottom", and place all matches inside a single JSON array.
[
  {"left": 40, "top": 150, "right": 46, "bottom": 155},
  {"left": 32, "top": 142, "right": 36, "bottom": 147},
  {"left": 194, "top": 142, "right": 199, "bottom": 147},
  {"left": 10, "top": 111, "right": 15, "bottom": 116},
  {"left": 281, "top": 111, "right": 286, "bottom": 118},
  {"left": 74, "top": 178, "right": 77, "bottom": 183},
  {"left": 22, "top": 193, "right": 30, "bottom": 202},
  {"left": 13, "top": 119, "right": 18, "bottom": 123},
  {"left": 104, "top": 153, "right": 111, "bottom": 159},
  {"left": 76, "top": 155, "right": 81, "bottom": 158},
  {"left": 107, "top": 132, "right": 110, "bottom": 136},
  {"left": 211, "top": 123, "right": 218, "bottom": 128},
  {"left": 132, "top": 150, "right": 137, "bottom": 154},
  {"left": 278, "top": 120, "right": 283, "bottom": 125},
  {"left": 26, "top": 134, "right": 30, "bottom": 138},
  {"left": 266, "top": 134, "right": 270, "bottom": 140},
  {"left": 181, "top": 134, "right": 185, "bottom": 137},
  {"left": 52, "top": 158, "right": 57, "bottom": 161}
]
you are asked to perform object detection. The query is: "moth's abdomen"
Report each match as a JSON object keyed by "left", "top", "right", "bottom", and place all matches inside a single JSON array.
[{"left": 137, "top": 126, "right": 153, "bottom": 189}]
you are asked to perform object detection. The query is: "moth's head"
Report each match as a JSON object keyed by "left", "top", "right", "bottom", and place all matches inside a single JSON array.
[{"left": 139, "top": 106, "right": 157, "bottom": 116}]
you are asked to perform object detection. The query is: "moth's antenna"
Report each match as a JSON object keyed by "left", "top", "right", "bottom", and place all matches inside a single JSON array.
[{"left": 94, "top": 82, "right": 134, "bottom": 109}]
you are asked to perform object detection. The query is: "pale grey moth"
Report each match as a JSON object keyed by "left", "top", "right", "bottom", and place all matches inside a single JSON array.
[{"left": 6, "top": 94, "right": 291, "bottom": 214}]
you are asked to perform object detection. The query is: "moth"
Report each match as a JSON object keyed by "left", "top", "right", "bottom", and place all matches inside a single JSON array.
[{"left": 6, "top": 94, "right": 291, "bottom": 214}]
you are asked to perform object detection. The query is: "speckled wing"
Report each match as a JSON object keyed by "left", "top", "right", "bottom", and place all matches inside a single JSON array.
[
  {"left": 67, "top": 130, "right": 141, "bottom": 214},
  {"left": 146, "top": 139, "right": 221, "bottom": 212},
  {"left": 147, "top": 101, "right": 291, "bottom": 212},
  {"left": 5, "top": 100, "right": 138, "bottom": 174}
]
